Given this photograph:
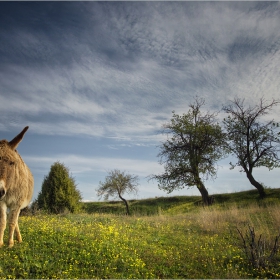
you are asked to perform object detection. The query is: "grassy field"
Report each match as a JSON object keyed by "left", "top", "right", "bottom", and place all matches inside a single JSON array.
[
  {"left": 83, "top": 188, "right": 280, "bottom": 215},
  {"left": 0, "top": 189, "right": 280, "bottom": 279}
]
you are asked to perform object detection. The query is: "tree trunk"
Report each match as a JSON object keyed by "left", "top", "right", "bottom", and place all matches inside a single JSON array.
[
  {"left": 196, "top": 179, "right": 211, "bottom": 206},
  {"left": 246, "top": 171, "right": 266, "bottom": 198},
  {"left": 119, "top": 195, "right": 130, "bottom": 215}
]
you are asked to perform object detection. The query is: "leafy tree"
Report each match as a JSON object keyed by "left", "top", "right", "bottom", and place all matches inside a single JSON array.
[
  {"left": 151, "top": 98, "right": 227, "bottom": 205},
  {"left": 37, "top": 161, "right": 82, "bottom": 214},
  {"left": 223, "top": 97, "right": 280, "bottom": 198},
  {"left": 97, "top": 169, "right": 139, "bottom": 215}
]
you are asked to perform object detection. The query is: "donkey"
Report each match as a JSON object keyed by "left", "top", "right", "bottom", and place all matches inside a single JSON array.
[{"left": 0, "top": 126, "right": 34, "bottom": 247}]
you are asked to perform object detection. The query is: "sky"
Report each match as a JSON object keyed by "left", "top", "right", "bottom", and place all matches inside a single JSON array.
[{"left": 0, "top": 1, "right": 280, "bottom": 202}]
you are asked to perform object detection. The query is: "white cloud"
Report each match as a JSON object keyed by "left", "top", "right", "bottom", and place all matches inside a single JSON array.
[
  {"left": 25, "top": 154, "right": 164, "bottom": 177},
  {"left": 2, "top": 2, "right": 280, "bottom": 140}
]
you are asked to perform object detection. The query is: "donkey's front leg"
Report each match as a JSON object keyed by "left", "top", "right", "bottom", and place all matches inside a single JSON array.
[
  {"left": 15, "top": 222, "right": 22, "bottom": 243},
  {"left": 0, "top": 204, "right": 7, "bottom": 247},
  {"left": 8, "top": 208, "right": 21, "bottom": 248}
]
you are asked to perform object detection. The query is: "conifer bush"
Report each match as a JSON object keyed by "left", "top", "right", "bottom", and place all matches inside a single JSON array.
[{"left": 37, "top": 161, "right": 82, "bottom": 214}]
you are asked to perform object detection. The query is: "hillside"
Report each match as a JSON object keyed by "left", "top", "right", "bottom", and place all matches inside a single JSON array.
[{"left": 82, "top": 188, "right": 280, "bottom": 215}]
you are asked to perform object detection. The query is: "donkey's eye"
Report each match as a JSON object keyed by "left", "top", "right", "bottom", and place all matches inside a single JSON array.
[{"left": 10, "top": 162, "right": 14, "bottom": 166}]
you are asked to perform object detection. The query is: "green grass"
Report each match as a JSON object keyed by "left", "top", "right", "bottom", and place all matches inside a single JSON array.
[
  {"left": 82, "top": 195, "right": 205, "bottom": 215},
  {"left": 1, "top": 188, "right": 280, "bottom": 279},
  {"left": 82, "top": 188, "right": 280, "bottom": 215}
]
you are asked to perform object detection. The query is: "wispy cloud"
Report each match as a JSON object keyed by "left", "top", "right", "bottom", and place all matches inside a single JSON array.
[
  {"left": 1, "top": 2, "right": 280, "bottom": 140},
  {"left": 25, "top": 154, "right": 163, "bottom": 177}
]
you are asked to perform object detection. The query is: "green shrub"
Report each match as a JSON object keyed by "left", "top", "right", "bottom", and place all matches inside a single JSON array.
[{"left": 37, "top": 162, "right": 82, "bottom": 214}]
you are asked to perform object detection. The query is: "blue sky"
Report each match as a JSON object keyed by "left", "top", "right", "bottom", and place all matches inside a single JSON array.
[{"left": 1, "top": 2, "right": 280, "bottom": 202}]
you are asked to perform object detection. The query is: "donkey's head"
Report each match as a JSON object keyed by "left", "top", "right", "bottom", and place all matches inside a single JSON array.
[{"left": 0, "top": 126, "right": 29, "bottom": 200}]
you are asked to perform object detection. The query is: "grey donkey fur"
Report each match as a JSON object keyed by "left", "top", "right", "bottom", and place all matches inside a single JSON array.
[{"left": 0, "top": 127, "right": 34, "bottom": 247}]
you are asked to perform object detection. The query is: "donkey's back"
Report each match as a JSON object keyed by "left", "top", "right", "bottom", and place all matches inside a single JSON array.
[{"left": 0, "top": 126, "right": 34, "bottom": 247}]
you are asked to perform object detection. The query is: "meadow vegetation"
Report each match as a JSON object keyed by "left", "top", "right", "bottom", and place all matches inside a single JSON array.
[{"left": 0, "top": 188, "right": 280, "bottom": 279}]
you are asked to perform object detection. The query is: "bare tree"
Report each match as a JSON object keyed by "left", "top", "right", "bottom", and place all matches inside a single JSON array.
[
  {"left": 223, "top": 97, "right": 280, "bottom": 198},
  {"left": 97, "top": 169, "right": 139, "bottom": 215}
]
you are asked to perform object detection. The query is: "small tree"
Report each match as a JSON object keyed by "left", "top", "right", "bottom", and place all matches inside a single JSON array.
[
  {"left": 97, "top": 169, "right": 139, "bottom": 215},
  {"left": 151, "top": 98, "right": 227, "bottom": 205},
  {"left": 223, "top": 97, "right": 280, "bottom": 198},
  {"left": 37, "top": 161, "right": 82, "bottom": 214}
]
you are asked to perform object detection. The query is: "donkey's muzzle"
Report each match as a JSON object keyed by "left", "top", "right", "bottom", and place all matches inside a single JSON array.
[
  {"left": 0, "top": 188, "right": 5, "bottom": 200},
  {"left": 0, "top": 180, "right": 5, "bottom": 200}
]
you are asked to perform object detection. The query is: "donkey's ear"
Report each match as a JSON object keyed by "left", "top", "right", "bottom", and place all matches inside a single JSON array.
[{"left": 9, "top": 126, "right": 29, "bottom": 150}]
